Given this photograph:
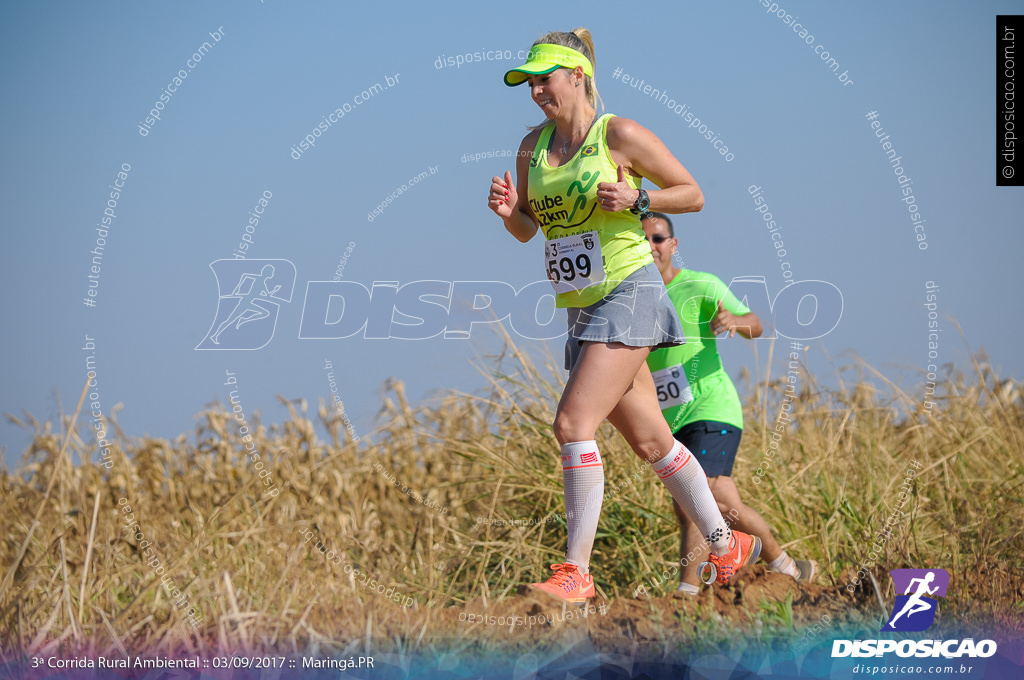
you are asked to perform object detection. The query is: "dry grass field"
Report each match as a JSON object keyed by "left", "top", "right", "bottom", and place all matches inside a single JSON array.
[{"left": 2, "top": 339, "right": 1022, "bottom": 669}]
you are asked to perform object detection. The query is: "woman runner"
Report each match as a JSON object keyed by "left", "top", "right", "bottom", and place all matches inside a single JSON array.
[{"left": 487, "top": 28, "right": 760, "bottom": 601}]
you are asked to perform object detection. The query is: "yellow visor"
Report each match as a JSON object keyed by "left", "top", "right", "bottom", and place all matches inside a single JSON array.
[{"left": 503, "top": 44, "right": 593, "bottom": 87}]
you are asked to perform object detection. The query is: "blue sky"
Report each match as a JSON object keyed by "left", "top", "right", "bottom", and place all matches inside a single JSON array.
[{"left": 2, "top": 0, "right": 1021, "bottom": 468}]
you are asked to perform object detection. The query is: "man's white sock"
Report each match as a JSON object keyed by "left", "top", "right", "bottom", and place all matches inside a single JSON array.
[
  {"left": 561, "top": 440, "right": 604, "bottom": 574},
  {"left": 652, "top": 441, "right": 732, "bottom": 555},
  {"left": 769, "top": 552, "right": 799, "bottom": 578},
  {"left": 677, "top": 582, "right": 701, "bottom": 596}
]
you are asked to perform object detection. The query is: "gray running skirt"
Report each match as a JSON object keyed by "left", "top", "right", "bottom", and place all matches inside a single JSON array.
[{"left": 564, "top": 262, "right": 686, "bottom": 372}]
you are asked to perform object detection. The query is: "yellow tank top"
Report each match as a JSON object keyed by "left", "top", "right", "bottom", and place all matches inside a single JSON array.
[{"left": 528, "top": 113, "right": 654, "bottom": 308}]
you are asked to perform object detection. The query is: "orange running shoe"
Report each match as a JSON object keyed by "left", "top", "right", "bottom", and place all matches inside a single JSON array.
[
  {"left": 698, "top": 530, "right": 762, "bottom": 586},
  {"left": 529, "top": 563, "right": 595, "bottom": 603}
]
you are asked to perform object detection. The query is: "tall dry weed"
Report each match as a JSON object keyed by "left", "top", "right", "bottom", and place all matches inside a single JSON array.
[{"left": 1, "top": 339, "right": 1021, "bottom": 656}]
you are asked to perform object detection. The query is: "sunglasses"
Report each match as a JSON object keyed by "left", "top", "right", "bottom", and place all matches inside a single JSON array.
[{"left": 646, "top": 234, "right": 672, "bottom": 244}]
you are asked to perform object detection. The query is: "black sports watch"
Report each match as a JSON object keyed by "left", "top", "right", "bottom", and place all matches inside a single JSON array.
[{"left": 630, "top": 189, "right": 650, "bottom": 214}]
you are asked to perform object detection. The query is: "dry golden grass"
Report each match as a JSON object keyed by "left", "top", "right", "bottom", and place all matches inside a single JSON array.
[{"left": 2, "top": 338, "right": 1022, "bottom": 659}]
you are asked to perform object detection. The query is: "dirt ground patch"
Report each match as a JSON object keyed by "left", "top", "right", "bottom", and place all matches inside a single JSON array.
[{"left": 429, "top": 565, "right": 876, "bottom": 657}]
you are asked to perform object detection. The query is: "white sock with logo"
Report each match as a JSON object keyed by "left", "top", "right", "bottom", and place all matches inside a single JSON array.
[
  {"left": 652, "top": 440, "right": 732, "bottom": 555},
  {"left": 561, "top": 440, "right": 604, "bottom": 575},
  {"left": 769, "top": 552, "right": 799, "bottom": 578}
]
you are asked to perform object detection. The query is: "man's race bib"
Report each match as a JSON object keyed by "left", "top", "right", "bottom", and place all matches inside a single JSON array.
[
  {"left": 544, "top": 231, "right": 605, "bottom": 294},
  {"left": 651, "top": 363, "right": 694, "bottom": 410}
]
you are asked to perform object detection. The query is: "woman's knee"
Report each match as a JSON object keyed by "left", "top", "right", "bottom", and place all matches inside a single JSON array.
[{"left": 630, "top": 434, "right": 675, "bottom": 463}]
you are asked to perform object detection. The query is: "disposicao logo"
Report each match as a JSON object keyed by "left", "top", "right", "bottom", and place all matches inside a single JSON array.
[
  {"left": 882, "top": 568, "right": 948, "bottom": 632},
  {"left": 831, "top": 639, "right": 996, "bottom": 659},
  {"left": 196, "top": 259, "right": 296, "bottom": 350},
  {"left": 831, "top": 568, "right": 997, "bottom": 659}
]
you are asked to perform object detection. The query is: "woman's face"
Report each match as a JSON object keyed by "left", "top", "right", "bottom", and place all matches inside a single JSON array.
[{"left": 527, "top": 67, "right": 578, "bottom": 118}]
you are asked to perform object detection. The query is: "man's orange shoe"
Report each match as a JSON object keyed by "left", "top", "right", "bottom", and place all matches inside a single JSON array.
[
  {"left": 529, "top": 563, "right": 595, "bottom": 603},
  {"left": 698, "top": 530, "right": 761, "bottom": 586}
]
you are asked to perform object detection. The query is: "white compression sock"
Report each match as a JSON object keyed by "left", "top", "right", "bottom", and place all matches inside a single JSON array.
[
  {"left": 561, "top": 440, "right": 604, "bottom": 575},
  {"left": 652, "top": 440, "right": 732, "bottom": 555},
  {"left": 769, "top": 552, "right": 799, "bottom": 578}
]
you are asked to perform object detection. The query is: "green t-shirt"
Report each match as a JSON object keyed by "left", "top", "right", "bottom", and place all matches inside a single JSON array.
[{"left": 645, "top": 269, "right": 750, "bottom": 432}]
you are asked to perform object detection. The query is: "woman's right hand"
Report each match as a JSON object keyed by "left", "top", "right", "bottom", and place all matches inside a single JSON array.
[{"left": 488, "top": 170, "right": 518, "bottom": 219}]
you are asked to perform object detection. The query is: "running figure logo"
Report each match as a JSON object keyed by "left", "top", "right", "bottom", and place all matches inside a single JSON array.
[
  {"left": 196, "top": 259, "right": 296, "bottom": 350},
  {"left": 881, "top": 568, "right": 949, "bottom": 632}
]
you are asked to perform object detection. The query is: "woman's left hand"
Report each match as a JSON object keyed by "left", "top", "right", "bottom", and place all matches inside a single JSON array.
[{"left": 595, "top": 164, "right": 639, "bottom": 212}]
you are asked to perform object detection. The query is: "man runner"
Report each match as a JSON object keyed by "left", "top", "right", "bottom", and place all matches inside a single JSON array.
[{"left": 642, "top": 211, "right": 816, "bottom": 594}]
